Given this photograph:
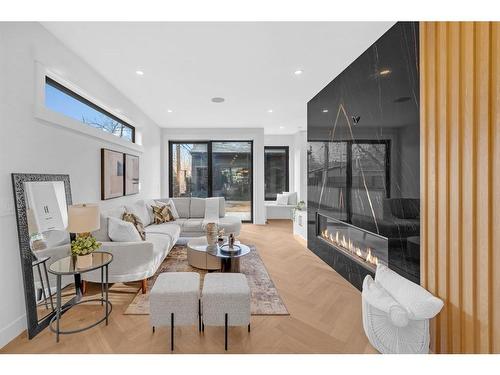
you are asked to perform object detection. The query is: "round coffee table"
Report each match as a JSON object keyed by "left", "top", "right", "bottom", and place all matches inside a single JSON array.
[
  {"left": 187, "top": 237, "right": 221, "bottom": 270},
  {"left": 207, "top": 242, "right": 251, "bottom": 273}
]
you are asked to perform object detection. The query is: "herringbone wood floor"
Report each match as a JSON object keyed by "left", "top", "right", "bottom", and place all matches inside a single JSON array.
[{"left": 1, "top": 220, "right": 377, "bottom": 354}]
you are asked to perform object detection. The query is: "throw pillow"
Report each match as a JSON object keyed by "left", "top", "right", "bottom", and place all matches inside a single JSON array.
[
  {"left": 122, "top": 212, "right": 146, "bottom": 240},
  {"left": 156, "top": 199, "right": 180, "bottom": 220},
  {"left": 124, "top": 201, "right": 151, "bottom": 226},
  {"left": 108, "top": 217, "right": 142, "bottom": 242},
  {"left": 276, "top": 193, "right": 289, "bottom": 205},
  {"left": 151, "top": 204, "right": 174, "bottom": 224}
]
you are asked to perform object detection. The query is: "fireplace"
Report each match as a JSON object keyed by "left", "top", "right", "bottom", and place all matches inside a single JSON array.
[{"left": 317, "top": 213, "right": 388, "bottom": 272}]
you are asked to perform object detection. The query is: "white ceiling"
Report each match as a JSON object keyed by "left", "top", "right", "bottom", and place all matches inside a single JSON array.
[{"left": 42, "top": 22, "right": 394, "bottom": 134}]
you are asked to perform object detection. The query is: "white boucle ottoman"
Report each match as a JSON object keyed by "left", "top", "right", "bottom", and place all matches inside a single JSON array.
[
  {"left": 150, "top": 272, "right": 200, "bottom": 351},
  {"left": 201, "top": 273, "right": 251, "bottom": 350}
]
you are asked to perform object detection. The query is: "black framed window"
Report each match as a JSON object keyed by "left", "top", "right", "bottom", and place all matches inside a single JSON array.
[
  {"left": 45, "top": 76, "right": 135, "bottom": 142},
  {"left": 168, "top": 141, "right": 253, "bottom": 222},
  {"left": 264, "top": 146, "right": 289, "bottom": 200}
]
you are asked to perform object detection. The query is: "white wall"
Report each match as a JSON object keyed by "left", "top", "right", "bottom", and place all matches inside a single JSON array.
[
  {"left": 0, "top": 23, "right": 162, "bottom": 348},
  {"left": 162, "top": 128, "right": 266, "bottom": 225}
]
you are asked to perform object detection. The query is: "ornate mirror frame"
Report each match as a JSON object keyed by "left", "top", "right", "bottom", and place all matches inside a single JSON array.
[{"left": 11, "top": 173, "right": 72, "bottom": 339}]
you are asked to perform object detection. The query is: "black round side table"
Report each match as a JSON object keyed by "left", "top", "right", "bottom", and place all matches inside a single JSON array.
[{"left": 48, "top": 251, "right": 113, "bottom": 342}]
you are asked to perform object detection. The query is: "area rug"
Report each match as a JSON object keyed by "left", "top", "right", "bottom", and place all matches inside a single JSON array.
[{"left": 124, "top": 245, "right": 289, "bottom": 316}]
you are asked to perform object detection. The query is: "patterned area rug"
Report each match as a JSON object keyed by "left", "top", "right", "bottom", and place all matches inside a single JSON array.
[{"left": 124, "top": 245, "right": 289, "bottom": 316}]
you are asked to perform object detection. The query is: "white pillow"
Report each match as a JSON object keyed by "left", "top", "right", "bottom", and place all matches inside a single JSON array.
[
  {"left": 204, "top": 197, "right": 220, "bottom": 221},
  {"left": 276, "top": 193, "right": 289, "bottom": 205},
  {"left": 124, "top": 200, "right": 150, "bottom": 226},
  {"left": 108, "top": 217, "right": 142, "bottom": 242},
  {"left": 283, "top": 192, "right": 298, "bottom": 205}
]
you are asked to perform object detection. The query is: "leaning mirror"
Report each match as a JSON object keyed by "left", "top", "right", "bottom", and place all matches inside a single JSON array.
[{"left": 11, "top": 173, "right": 73, "bottom": 338}]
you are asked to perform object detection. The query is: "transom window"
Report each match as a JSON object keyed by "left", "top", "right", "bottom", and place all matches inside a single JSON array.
[{"left": 44, "top": 77, "right": 135, "bottom": 142}]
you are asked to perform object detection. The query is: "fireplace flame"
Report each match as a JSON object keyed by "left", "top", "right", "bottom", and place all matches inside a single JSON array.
[{"left": 321, "top": 229, "right": 379, "bottom": 267}]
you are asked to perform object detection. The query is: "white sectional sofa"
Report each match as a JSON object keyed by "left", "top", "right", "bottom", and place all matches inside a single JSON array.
[{"left": 85, "top": 197, "right": 241, "bottom": 292}]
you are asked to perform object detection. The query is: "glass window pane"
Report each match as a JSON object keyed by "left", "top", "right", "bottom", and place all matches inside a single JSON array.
[
  {"left": 212, "top": 141, "right": 252, "bottom": 221},
  {"left": 171, "top": 143, "right": 208, "bottom": 197},
  {"left": 45, "top": 77, "right": 134, "bottom": 142},
  {"left": 264, "top": 147, "right": 288, "bottom": 200}
]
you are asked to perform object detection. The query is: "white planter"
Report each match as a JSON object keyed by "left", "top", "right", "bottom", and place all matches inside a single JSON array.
[{"left": 76, "top": 254, "right": 93, "bottom": 269}]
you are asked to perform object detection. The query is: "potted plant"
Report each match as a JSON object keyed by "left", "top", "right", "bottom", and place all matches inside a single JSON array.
[
  {"left": 292, "top": 200, "right": 306, "bottom": 221},
  {"left": 71, "top": 235, "right": 101, "bottom": 269}
]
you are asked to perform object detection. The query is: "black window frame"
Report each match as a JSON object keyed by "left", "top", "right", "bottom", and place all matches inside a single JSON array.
[
  {"left": 45, "top": 76, "right": 136, "bottom": 143},
  {"left": 168, "top": 140, "right": 254, "bottom": 223},
  {"left": 264, "top": 146, "right": 290, "bottom": 201}
]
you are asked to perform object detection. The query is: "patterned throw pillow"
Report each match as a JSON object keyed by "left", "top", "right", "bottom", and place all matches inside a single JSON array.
[
  {"left": 122, "top": 212, "right": 146, "bottom": 240},
  {"left": 151, "top": 205, "right": 173, "bottom": 224}
]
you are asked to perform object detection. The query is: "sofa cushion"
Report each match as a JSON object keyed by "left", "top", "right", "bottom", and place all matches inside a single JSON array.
[
  {"left": 181, "top": 219, "right": 205, "bottom": 234},
  {"left": 145, "top": 222, "right": 181, "bottom": 241},
  {"left": 125, "top": 200, "right": 151, "bottom": 226},
  {"left": 218, "top": 216, "right": 242, "bottom": 235},
  {"left": 218, "top": 197, "right": 225, "bottom": 218},
  {"left": 170, "top": 198, "right": 190, "bottom": 218},
  {"left": 190, "top": 198, "right": 206, "bottom": 218},
  {"left": 108, "top": 217, "right": 142, "bottom": 242}
]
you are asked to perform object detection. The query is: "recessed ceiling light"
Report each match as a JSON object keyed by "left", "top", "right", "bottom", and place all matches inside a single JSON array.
[
  {"left": 279, "top": 126, "right": 285, "bottom": 129},
  {"left": 294, "top": 69, "right": 303, "bottom": 75},
  {"left": 211, "top": 97, "right": 225, "bottom": 103},
  {"left": 268, "top": 109, "right": 274, "bottom": 113},
  {"left": 167, "top": 109, "right": 173, "bottom": 113},
  {"left": 135, "top": 70, "right": 144, "bottom": 76},
  {"left": 322, "top": 109, "right": 329, "bottom": 113},
  {"left": 379, "top": 69, "right": 391, "bottom": 76}
]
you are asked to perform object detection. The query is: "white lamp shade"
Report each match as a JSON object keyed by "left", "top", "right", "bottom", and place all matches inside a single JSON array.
[{"left": 67, "top": 204, "right": 100, "bottom": 233}]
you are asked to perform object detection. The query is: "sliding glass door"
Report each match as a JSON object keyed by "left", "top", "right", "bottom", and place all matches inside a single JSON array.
[
  {"left": 169, "top": 141, "right": 253, "bottom": 222},
  {"left": 170, "top": 142, "right": 208, "bottom": 197}
]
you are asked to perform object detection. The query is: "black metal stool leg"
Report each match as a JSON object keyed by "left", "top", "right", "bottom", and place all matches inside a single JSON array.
[
  {"left": 171, "top": 313, "right": 174, "bottom": 351},
  {"left": 225, "top": 313, "right": 228, "bottom": 351},
  {"left": 198, "top": 300, "right": 201, "bottom": 332},
  {"left": 248, "top": 323, "right": 251, "bottom": 332},
  {"left": 152, "top": 326, "right": 155, "bottom": 333}
]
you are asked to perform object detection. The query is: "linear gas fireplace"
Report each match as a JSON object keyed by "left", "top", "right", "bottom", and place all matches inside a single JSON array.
[{"left": 317, "top": 214, "right": 388, "bottom": 272}]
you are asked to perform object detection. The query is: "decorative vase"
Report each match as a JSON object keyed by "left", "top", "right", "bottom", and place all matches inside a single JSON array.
[
  {"left": 76, "top": 253, "right": 93, "bottom": 269},
  {"left": 205, "top": 222, "right": 218, "bottom": 246}
]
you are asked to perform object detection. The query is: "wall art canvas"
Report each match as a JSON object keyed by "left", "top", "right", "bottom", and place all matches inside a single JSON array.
[
  {"left": 125, "top": 153, "right": 139, "bottom": 195},
  {"left": 101, "top": 148, "right": 124, "bottom": 200}
]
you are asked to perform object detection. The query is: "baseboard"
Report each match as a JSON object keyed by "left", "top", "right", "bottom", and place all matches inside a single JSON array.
[{"left": 0, "top": 314, "right": 26, "bottom": 349}]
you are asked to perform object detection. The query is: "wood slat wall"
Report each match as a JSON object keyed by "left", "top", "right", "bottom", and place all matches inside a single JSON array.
[{"left": 420, "top": 21, "right": 500, "bottom": 353}]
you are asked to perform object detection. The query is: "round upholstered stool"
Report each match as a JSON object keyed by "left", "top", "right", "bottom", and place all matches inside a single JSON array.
[{"left": 187, "top": 237, "right": 221, "bottom": 270}]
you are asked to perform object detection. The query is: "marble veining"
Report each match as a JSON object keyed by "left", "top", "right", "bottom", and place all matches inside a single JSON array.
[{"left": 307, "top": 22, "right": 420, "bottom": 289}]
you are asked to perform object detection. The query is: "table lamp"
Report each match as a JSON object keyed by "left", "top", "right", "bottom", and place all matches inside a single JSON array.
[{"left": 67, "top": 203, "right": 100, "bottom": 237}]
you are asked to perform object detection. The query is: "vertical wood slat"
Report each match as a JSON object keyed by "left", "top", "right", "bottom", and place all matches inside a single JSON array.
[
  {"left": 420, "top": 21, "right": 499, "bottom": 353},
  {"left": 492, "top": 22, "right": 500, "bottom": 354}
]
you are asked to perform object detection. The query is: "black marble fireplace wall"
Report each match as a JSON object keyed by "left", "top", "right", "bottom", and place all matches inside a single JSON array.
[{"left": 307, "top": 22, "right": 420, "bottom": 290}]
